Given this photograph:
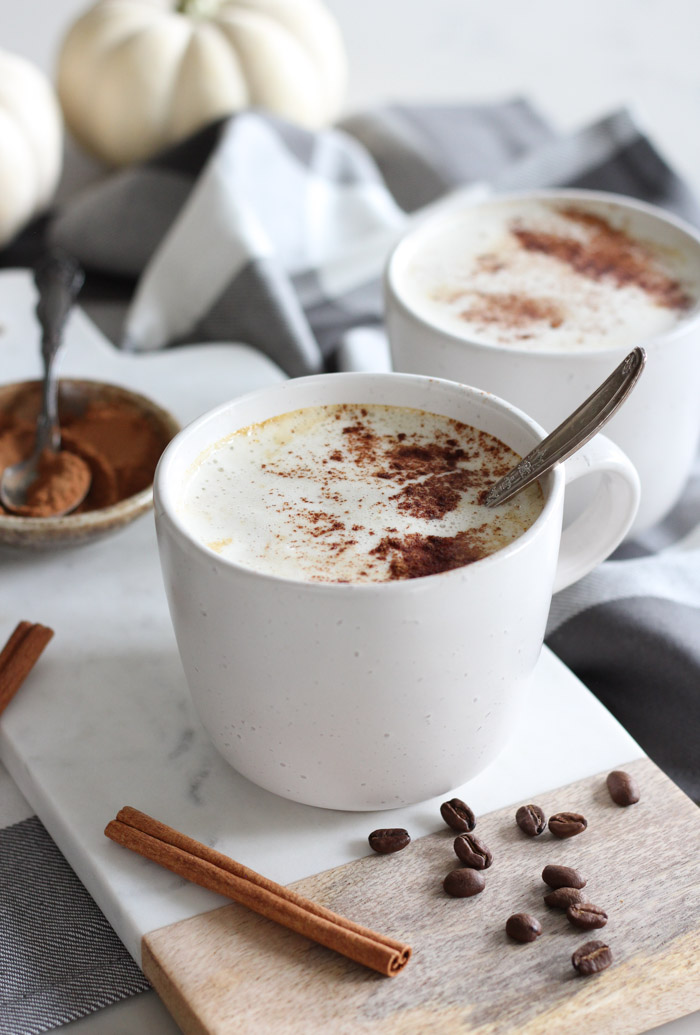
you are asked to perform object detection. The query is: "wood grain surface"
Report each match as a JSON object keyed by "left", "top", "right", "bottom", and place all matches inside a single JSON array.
[{"left": 142, "top": 758, "right": 700, "bottom": 1034}]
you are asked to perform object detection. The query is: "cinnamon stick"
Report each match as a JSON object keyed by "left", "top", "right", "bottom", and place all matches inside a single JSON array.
[
  {"left": 105, "top": 806, "right": 411, "bottom": 977},
  {"left": 0, "top": 621, "right": 54, "bottom": 715}
]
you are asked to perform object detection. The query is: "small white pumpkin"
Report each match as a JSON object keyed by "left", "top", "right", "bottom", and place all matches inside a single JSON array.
[
  {"left": 57, "top": 0, "right": 348, "bottom": 167},
  {"left": 0, "top": 50, "right": 63, "bottom": 248}
]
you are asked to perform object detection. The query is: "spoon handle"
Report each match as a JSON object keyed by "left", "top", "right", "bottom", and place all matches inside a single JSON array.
[
  {"left": 33, "top": 251, "right": 85, "bottom": 452},
  {"left": 484, "top": 346, "right": 646, "bottom": 508}
]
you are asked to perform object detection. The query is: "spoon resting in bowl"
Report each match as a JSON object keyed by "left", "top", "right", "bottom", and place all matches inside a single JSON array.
[
  {"left": 484, "top": 346, "right": 646, "bottom": 508},
  {"left": 0, "top": 251, "right": 91, "bottom": 517}
]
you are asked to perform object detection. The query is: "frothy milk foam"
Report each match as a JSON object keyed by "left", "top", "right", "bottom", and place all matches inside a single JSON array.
[
  {"left": 400, "top": 198, "right": 698, "bottom": 351},
  {"left": 179, "top": 403, "right": 544, "bottom": 583}
]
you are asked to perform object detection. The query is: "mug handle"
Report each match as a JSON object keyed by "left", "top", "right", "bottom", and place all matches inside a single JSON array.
[{"left": 553, "top": 433, "right": 640, "bottom": 593}]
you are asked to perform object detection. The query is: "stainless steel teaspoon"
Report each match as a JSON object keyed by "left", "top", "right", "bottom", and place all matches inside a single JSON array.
[
  {"left": 0, "top": 251, "right": 87, "bottom": 515},
  {"left": 483, "top": 346, "right": 646, "bottom": 508}
]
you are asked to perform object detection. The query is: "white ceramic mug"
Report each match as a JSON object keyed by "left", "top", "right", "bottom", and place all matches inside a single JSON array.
[
  {"left": 154, "top": 372, "right": 639, "bottom": 811},
  {"left": 386, "top": 189, "right": 700, "bottom": 534}
]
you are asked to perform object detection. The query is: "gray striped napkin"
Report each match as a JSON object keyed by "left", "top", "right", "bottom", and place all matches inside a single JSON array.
[
  {"left": 0, "top": 816, "right": 149, "bottom": 1034},
  {"left": 0, "top": 98, "right": 698, "bottom": 1033}
]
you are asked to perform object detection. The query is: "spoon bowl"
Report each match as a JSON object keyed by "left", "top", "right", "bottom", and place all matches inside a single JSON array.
[{"left": 0, "top": 447, "right": 92, "bottom": 516}]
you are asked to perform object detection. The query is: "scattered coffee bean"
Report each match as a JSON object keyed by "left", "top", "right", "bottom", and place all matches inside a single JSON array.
[
  {"left": 440, "top": 798, "right": 476, "bottom": 833},
  {"left": 367, "top": 828, "right": 410, "bottom": 854},
  {"left": 567, "top": 903, "right": 608, "bottom": 930},
  {"left": 606, "top": 770, "right": 640, "bottom": 807},
  {"left": 542, "top": 864, "right": 586, "bottom": 890},
  {"left": 453, "top": 833, "right": 493, "bottom": 869},
  {"left": 549, "top": 812, "right": 587, "bottom": 838},
  {"left": 571, "top": 940, "right": 613, "bottom": 975},
  {"left": 515, "top": 804, "right": 546, "bottom": 836},
  {"left": 443, "top": 867, "right": 485, "bottom": 898},
  {"left": 544, "top": 886, "right": 585, "bottom": 909},
  {"left": 505, "top": 913, "right": 542, "bottom": 943}
]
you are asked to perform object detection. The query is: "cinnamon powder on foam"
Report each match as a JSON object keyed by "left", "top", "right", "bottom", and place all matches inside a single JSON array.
[
  {"left": 429, "top": 204, "right": 695, "bottom": 343},
  {"left": 0, "top": 389, "right": 167, "bottom": 517}
]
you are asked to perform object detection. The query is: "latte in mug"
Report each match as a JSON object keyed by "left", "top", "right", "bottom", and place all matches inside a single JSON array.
[
  {"left": 179, "top": 402, "right": 544, "bottom": 583},
  {"left": 402, "top": 197, "right": 697, "bottom": 352},
  {"left": 155, "top": 371, "right": 640, "bottom": 808}
]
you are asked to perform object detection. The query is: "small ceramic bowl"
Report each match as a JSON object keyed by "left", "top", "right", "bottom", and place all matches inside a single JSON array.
[{"left": 0, "top": 378, "right": 180, "bottom": 549}]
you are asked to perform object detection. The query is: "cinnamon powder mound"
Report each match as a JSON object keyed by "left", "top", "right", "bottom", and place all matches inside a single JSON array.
[
  {"left": 11, "top": 450, "right": 92, "bottom": 518},
  {"left": 512, "top": 207, "right": 694, "bottom": 310},
  {"left": 0, "top": 390, "right": 168, "bottom": 518},
  {"left": 390, "top": 471, "right": 475, "bottom": 520},
  {"left": 64, "top": 401, "right": 164, "bottom": 502},
  {"left": 370, "top": 530, "right": 491, "bottom": 580}
]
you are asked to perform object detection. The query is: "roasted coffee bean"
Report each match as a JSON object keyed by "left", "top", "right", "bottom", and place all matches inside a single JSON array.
[
  {"left": 544, "top": 886, "right": 585, "bottom": 909},
  {"left": 440, "top": 798, "right": 476, "bottom": 833},
  {"left": 542, "top": 864, "right": 586, "bottom": 890},
  {"left": 367, "top": 828, "right": 411, "bottom": 854},
  {"left": 515, "top": 803, "right": 546, "bottom": 836},
  {"left": 505, "top": 913, "right": 542, "bottom": 943},
  {"left": 548, "top": 811, "right": 587, "bottom": 838},
  {"left": 571, "top": 940, "right": 613, "bottom": 975},
  {"left": 567, "top": 903, "right": 608, "bottom": 930},
  {"left": 443, "top": 867, "right": 485, "bottom": 898},
  {"left": 453, "top": 833, "right": 493, "bottom": 869},
  {"left": 606, "top": 770, "right": 640, "bottom": 806}
]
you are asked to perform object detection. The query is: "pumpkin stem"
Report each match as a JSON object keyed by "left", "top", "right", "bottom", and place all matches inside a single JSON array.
[{"left": 176, "top": 0, "right": 221, "bottom": 18}]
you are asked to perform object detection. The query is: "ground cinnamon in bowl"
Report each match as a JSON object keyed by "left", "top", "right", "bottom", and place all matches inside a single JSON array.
[
  {"left": 6, "top": 449, "right": 92, "bottom": 518},
  {"left": 0, "top": 379, "right": 180, "bottom": 547}
]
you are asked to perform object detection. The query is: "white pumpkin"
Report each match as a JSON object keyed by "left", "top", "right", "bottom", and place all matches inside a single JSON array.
[
  {"left": 57, "top": 0, "right": 348, "bottom": 167},
  {"left": 0, "top": 50, "right": 63, "bottom": 248}
]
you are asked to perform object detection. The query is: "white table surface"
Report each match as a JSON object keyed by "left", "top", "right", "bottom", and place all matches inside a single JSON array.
[{"left": 2, "top": 3, "right": 700, "bottom": 1032}]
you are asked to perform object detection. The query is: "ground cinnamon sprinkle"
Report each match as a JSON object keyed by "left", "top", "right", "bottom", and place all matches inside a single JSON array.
[
  {"left": 370, "top": 530, "right": 490, "bottom": 579},
  {"left": 241, "top": 405, "right": 528, "bottom": 581},
  {"left": 390, "top": 470, "right": 475, "bottom": 520},
  {"left": 459, "top": 292, "right": 564, "bottom": 333},
  {"left": 512, "top": 206, "right": 694, "bottom": 310}
]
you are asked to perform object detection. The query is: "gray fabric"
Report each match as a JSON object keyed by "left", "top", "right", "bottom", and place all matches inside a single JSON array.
[
  {"left": 547, "top": 597, "right": 700, "bottom": 800},
  {"left": 546, "top": 449, "right": 700, "bottom": 806},
  {"left": 0, "top": 817, "right": 149, "bottom": 1034},
  {"left": 186, "top": 257, "right": 323, "bottom": 376},
  {"left": 339, "top": 99, "right": 556, "bottom": 211},
  {"left": 49, "top": 169, "right": 193, "bottom": 279}
]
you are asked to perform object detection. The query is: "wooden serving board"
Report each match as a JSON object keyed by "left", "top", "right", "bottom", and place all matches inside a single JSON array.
[{"left": 142, "top": 758, "right": 700, "bottom": 1034}]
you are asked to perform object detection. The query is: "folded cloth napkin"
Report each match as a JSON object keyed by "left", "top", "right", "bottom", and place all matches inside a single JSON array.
[{"left": 1, "top": 99, "right": 699, "bottom": 1035}]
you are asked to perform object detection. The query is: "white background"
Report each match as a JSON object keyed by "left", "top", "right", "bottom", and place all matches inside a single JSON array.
[{"left": 4, "top": 0, "right": 700, "bottom": 196}]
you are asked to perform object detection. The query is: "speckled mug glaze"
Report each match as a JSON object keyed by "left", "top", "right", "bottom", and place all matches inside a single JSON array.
[{"left": 154, "top": 372, "right": 639, "bottom": 810}]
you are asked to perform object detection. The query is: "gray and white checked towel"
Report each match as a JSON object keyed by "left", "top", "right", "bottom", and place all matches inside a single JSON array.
[{"left": 1, "top": 99, "right": 699, "bottom": 1033}]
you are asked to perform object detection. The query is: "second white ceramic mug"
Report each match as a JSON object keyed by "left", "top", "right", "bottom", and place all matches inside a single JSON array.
[
  {"left": 386, "top": 188, "right": 700, "bottom": 534},
  {"left": 154, "top": 372, "right": 639, "bottom": 811}
]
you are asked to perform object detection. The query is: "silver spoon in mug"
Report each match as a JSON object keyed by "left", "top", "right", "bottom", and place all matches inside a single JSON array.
[
  {"left": 483, "top": 346, "right": 646, "bottom": 508},
  {"left": 0, "top": 251, "right": 90, "bottom": 516}
]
